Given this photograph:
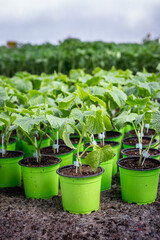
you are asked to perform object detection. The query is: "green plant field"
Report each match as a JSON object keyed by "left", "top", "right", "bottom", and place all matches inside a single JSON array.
[{"left": 0, "top": 39, "right": 160, "bottom": 76}]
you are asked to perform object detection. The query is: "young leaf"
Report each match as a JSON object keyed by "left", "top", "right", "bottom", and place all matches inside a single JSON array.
[
  {"left": 113, "top": 111, "right": 137, "bottom": 130},
  {"left": 85, "top": 145, "right": 114, "bottom": 172}
]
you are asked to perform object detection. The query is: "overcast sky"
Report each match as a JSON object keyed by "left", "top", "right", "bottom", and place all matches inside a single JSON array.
[{"left": 0, "top": 0, "right": 160, "bottom": 45}]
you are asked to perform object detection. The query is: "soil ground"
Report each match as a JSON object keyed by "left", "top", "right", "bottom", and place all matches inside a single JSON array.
[{"left": 0, "top": 174, "right": 160, "bottom": 240}]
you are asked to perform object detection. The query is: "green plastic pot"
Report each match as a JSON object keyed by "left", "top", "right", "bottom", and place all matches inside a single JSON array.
[
  {"left": 83, "top": 141, "right": 120, "bottom": 175},
  {"left": 117, "top": 157, "right": 160, "bottom": 204},
  {"left": 124, "top": 123, "right": 134, "bottom": 133},
  {"left": 41, "top": 145, "right": 74, "bottom": 167},
  {"left": 21, "top": 137, "right": 51, "bottom": 158},
  {"left": 128, "top": 129, "right": 159, "bottom": 141},
  {"left": 0, "top": 151, "right": 24, "bottom": 187},
  {"left": 121, "top": 148, "right": 160, "bottom": 160},
  {"left": 113, "top": 127, "right": 125, "bottom": 139},
  {"left": 19, "top": 156, "right": 61, "bottom": 199},
  {"left": 57, "top": 165, "right": 104, "bottom": 214},
  {"left": 0, "top": 137, "right": 17, "bottom": 151},
  {"left": 122, "top": 137, "right": 158, "bottom": 149}
]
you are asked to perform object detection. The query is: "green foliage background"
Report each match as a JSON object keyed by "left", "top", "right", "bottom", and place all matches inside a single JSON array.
[{"left": 0, "top": 38, "right": 160, "bottom": 76}]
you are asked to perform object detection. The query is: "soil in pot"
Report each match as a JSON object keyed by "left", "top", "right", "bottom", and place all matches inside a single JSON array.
[
  {"left": 0, "top": 150, "right": 24, "bottom": 188},
  {"left": 19, "top": 155, "right": 61, "bottom": 199},
  {"left": 59, "top": 165, "right": 102, "bottom": 177},
  {"left": 119, "top": 158, "right": 160, "bottom": 170},
  {"left": 129, "top": 129, "right": 156, "bottom": 137},
  {"left": 57, "top": 164, "right": 104, "bottom": 214},
  {"left": 117, "top": 157, "right": 160, "bottom": 204},
  {"left": 122, "top": 148, "right": 160, "bottom": 159},
  {"left": 123, "top": 137, "right": 157, "bottom": 148},
  {"left": 40, "top": 145, "right": 74, "bottom": 167}
]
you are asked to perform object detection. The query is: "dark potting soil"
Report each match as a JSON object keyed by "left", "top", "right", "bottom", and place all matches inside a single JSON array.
[
  {"left": 123, "top": 137, "right": 156, "bottom": 146},
  {"left": 41, "top": 145, "right": 72, "bottom": 154},
  {"left": 59, "top": 165, "right": 102, "bottom": 177},
  {"left": 0, "top": 151, "right": 23, "bottom": 158},
  {"left": 124, "top": 149, "right": 160, "bottom": 156},
  {"left": 0, "top": 175, "right": 160, "bottom": 240},
  {"left": 120, "top": 158, "right": 160, "bottom": 170},
  {"left": 20, "top": 156, "right": 60, "bottom": 167},
  {"left": 56, "top": 138, "right": 80, "bottom": 145},
  {"left": 130, "top": 129, "right": 156, "bottom": 136},
  {"left": 85, "top": 141, "right": 118, "bottom": 147},
  {"left": 105, "top": 131, "right": 121, "bottom": 138}
]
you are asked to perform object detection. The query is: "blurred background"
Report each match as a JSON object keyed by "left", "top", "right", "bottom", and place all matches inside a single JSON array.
[
  {"left": 0, "top": 0, "right": 160, "bottom": 76},
  {"left": 0, "top": 0, "right": 160, "bottom": 45}
]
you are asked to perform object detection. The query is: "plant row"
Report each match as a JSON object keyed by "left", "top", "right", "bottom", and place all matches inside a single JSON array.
[
  {"left": 0, "top": 67, "right": 160, "bottom": 214},
  {"left": 0, "top": 38, "right": 160, "bottom": 76}
]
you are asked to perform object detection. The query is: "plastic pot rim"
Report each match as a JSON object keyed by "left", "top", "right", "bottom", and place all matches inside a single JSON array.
[
  {"left": 128, "top": 128, "right": 156, "bottom": 138},
  {"left": 56, "top": 164, "right": 104, "bottom": 178},
  {"left": 122, "top": 136, "right": 158, "bottom": 146},
  {"left": 18, "top": 156, "right": 62, "bottom": 168},
  {"left": 117, "top": 156, "right": 160, "bottom": 171},
  {"left": 121, "top": 148, "right": 160, "bottom": 157}
]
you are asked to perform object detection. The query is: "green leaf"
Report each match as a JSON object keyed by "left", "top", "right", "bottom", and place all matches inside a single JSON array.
[
  {"left": 89, "top": 94, "right": 106, "bottom": 108},
  {"left": 85, "top": 145, "right": 114, "bottom": 172},
  {"left": 58, "top": 94, "right": 76, "bottom": 110},
  {"left": 0, "top": 112, "right": 10, "bottom": 127},
  {"left": 113, "top": 111, "right": 137, "bottom": 130},
  {"left": 62, "top": 129, "right": 75, "bottom": 149},
  {"left": 103, "top": 115, "right": 113, "bottom": 131},
  {"left": 126, "top": 95, "right": 150, "bottom": 107},
  {"left": 70, "top": 108, "right": 84, "bottom": 122},
  {"left": 14, "top": 117, "right": 33, "bottom": 133},
  {"left": 86, "top": 110, "right": 104, "bottom": 134},
  {"left": 106, "top": 87, "right": 127, "bottom": 108},
  {"left": 150, "top": 111, "right": 160, "bottom": 134},
  {"left": 85, "top": 76, "right": 102, "bottom": 86},
  {"left": 77, "top": 85, "right": 88, "bottom": 101}
]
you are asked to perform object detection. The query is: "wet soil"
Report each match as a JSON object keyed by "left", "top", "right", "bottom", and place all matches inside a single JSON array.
[
  {"left": 0, "top": 151, "right": 24, "bottom": 158},
  {"left": 123, "top": 137, "right": 157, "bottom": 146},
  {"left": 130, "top": 129, "right": 156, "bottom": 136},
  {"left": 41, "top": 145, "right": 72, "bottom": 155},
  {"left": 123, "top": 148, "right": 160, "bottom": 156},
  {"left": 119, "top": 158, "right": 160, "bottom": 170},
  {"left": 20, "top": 156, "right": 60, "bottom": 167},
  {"left": 0, "top": 174, "right": 160, "bottom": 239},
  {"left": 59, "top": 165, "right": 102, "bottom": 177}
]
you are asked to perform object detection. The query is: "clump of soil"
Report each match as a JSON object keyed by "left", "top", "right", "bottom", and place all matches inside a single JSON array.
[
  {"left": 119, "top": 158, "right": 160, "bottom": 170},
  {"left": 41, "top": 145, "right": 72, "bottom": 155},
  {"left": 0, "top": 151, "right": 24, "bottom": 158},
  {"left": 123, "top": 137, "right": 157, "bottom": 146},
  {"left": 130, "top": 129, "right": 156, "bottom": 136},
  {"left": 59, "top": 165, "right": 102, "bottom": 177},
  {"left": 124, "top": 148, "right": 160, "bottom": 156},
  {"left": 20, "top": 156, "right": 60, "bottom": 167}
]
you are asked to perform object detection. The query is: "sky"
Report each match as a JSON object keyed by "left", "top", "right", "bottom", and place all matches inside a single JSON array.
[{"left": 0, "top": 0, "right": 160, "bottom": 45}]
